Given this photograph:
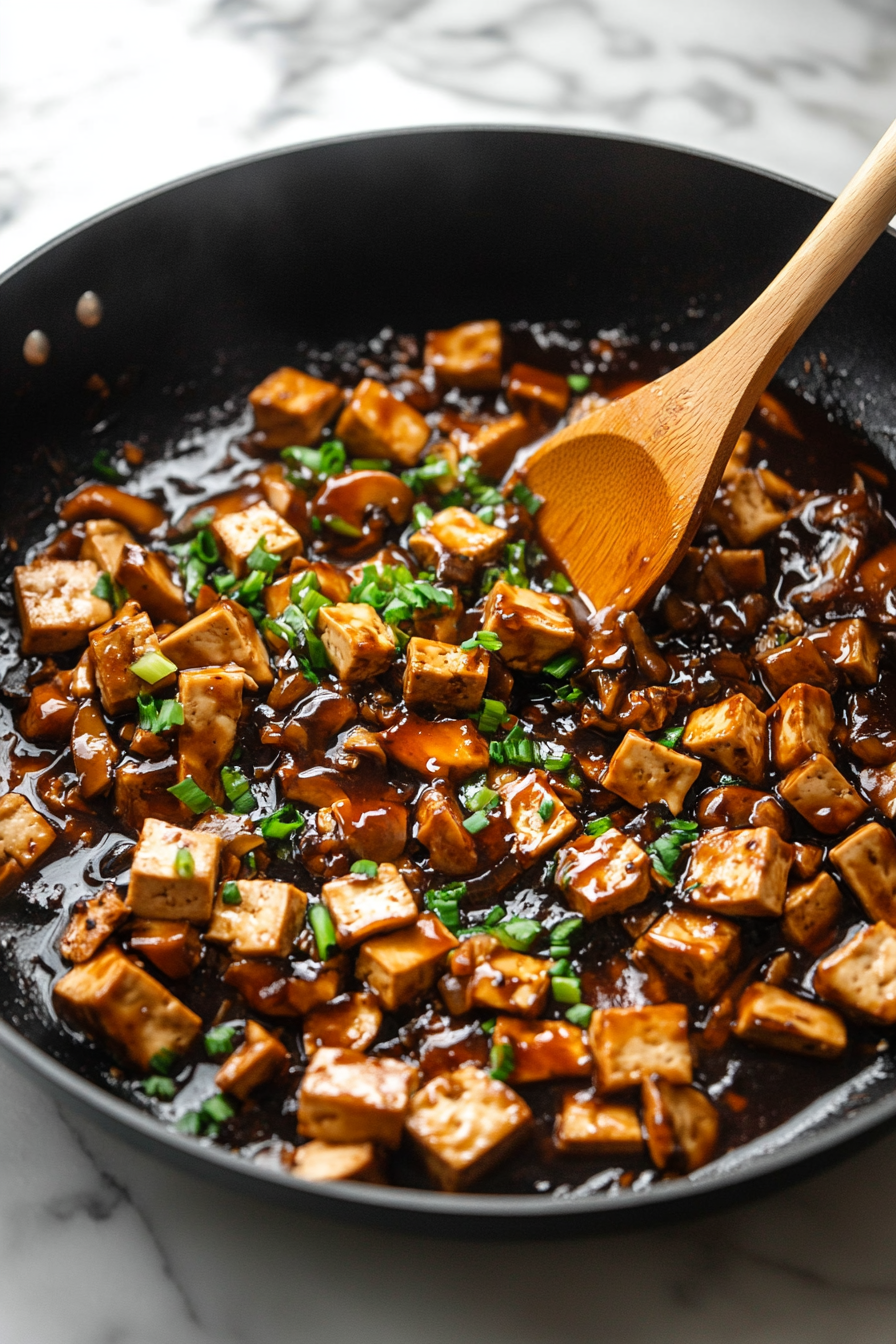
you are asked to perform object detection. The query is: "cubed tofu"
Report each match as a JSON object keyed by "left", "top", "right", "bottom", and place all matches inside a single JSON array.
[
  {"left": 70, "top": 700, "right": 119, "bottom": 800},
  {"left": 114, "top": 544, "right": 189, "bottom": 625},
  {"left": 53, "top": 945, "right": 201, "bottom": 1072},
  {"left": 298, "top": 1046, "right": 417, "bottom": 1148},
  {"left": 192, "top": 810, "right": 264, "bottom": 859},
  {"left": 465, "top": 413, "right": 533, "bottom": 478},
  {"left": 809, "top": 618, "right": 880, "bottom": 687},
  {"left": 769, "top": 683, "right": 835, "bottom": 773},
  {"left": 642, "top": 1077, "right": 719, "bottom": 1172},
  {"left": 114, "top": 756, "right": 183, "bottom": 833},
  {"left": 126, "top": 817, "right": 223, "bottom": 923},
  {"left": 492, "top": 1017, "right": 591, "bottom": 1083},
  {"left": 355, "top": 913, "right": 458, "bottom": 1011},
  {"left": 637, "top": 908, "right": 741, "bottom": 1000},
  {"left": 406, "top": 1063, "right": 531, "bottom": 1191},
  {"left": 481, "top": 581, "right": 576, "bottom": 673},
  {"left": 0, "top": 793, "right": 56, "bottom": 897},
  {"left": 603, "top": 730, "right": 701, "bottom": 815},
  {"left": 554, "top": 1092, "right": 644, "bottom": 1155},
  {"left": 555, "top": 828, "right": 651, "bottom": 922},
  {"left": 782, "top": 873, "right": 844, "bottom": 952},
  {"left": 682, "top": 694, "right": 767, "bottom": 786},
  {"left": 500, "top": 770, "right": 577, "bottom": 866},
  {"left": 20, "top": 673, "right": 79, "bottom": 742},
  {"left": 755, "top": 637, "right": 838, "bottom": 699},
  {"left": 302, "top": 992, "right": 383, "bottom": 1057},
  {"left": 506, "top": 363, "right": 570, "bottom": 422},
  {"left": 829, "top": 822, "right": 896, "bottom": 923},
  {"left": 778, "top": 754, "right": 867, "bottom": 836},
  {"left": 59, "top": 884, "right": 128, "bottom": 963},
  {"left": 380, "top": 711, "right": 490, "bottom": 781},
  {"left": 90, "top": 601, "right": 171, "bottom": 716},
  {"left": 176, "top": 666, "right": 244, "bottom": 804},
  {"left": 732, "top": 983, "right": 847, "bottom": 1057},
  {"left": 714, "top": 548, "right": 767, "bottom": 594},
  {"left": 249, "top": 366, "right": 343, "bottom": 447},
  {"left": 80, "top": 518, "right": 134, "bottom": 577},
  {"left": 129, "top": 918, "right": 202, "bottom": 979},
  {"left": 415, "top": 786, "right": 478, "bottom": 876},
  {"left": 709, "top": 468, "right": 786, "bottom": 545},
  {"left": 160, "top": 599, "right": 272, "bottom": 688},
  {"left": 291, "top": 1139, "right": 384, "bottom": 1184},
  {"left": 402, "top": 637, "right": 489, "bottom": 713},
  {"left": 424, "top": 320, "right": 503, "bottom": 390},
  {"left": 322, "top": 863, "right": 418, "bottom": 950},
  {"left": 335, "top": 377, "right": 430, "bottom": 467},
  {"left": 469, "top": 946, "right": 552, "bottom": 1018},
  {"left": 590, "top": 1004, "right": 692, "bottom": 1092},
  {"left": 688, "top": 827, "right": 792, "bottom": 917},
  {"left": 15, "top": 558, "right": 111, "bottom": 654},
  {"left": 318, "top": 603, "right": 395, "bottom": 683},
  {"left": 409, "top": 507, "right": 507, "bottom": 571},
  {"left": 214, "top": 1020, "right": 288, "bottom": 1100},
  {"left": 858, "top": 762, "right": 896, "bottom": 821},
  {"left": 815, "top": 921, "right": 896, "bottom": 1023},
  {"left": 211, "top": 501, "right": 302, "bottom": 579},
  {"left": 206, "top": 878, "right": 307, "bottom": 958}
]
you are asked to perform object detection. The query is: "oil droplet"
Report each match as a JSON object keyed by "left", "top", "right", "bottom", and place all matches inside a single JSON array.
[
  {"left": 75, "top": 290, "right": 103, "bottom": 327},
  {"left": 23, "top": 330, "right": 50, "bottom": 366}
]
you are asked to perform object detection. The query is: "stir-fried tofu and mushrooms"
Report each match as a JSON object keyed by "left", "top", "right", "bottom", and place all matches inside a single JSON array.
[{"left": 3, "top": 318, "right": 896, "bottom": 1197}]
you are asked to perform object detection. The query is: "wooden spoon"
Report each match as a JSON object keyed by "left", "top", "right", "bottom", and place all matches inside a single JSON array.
[{"left": 522, "top": 117, "right": 896, "bottom": 611}]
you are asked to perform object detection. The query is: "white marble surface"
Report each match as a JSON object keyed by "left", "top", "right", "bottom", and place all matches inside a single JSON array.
[{"left": 5, "top": 1, "right": 896, "bottom": 1340}]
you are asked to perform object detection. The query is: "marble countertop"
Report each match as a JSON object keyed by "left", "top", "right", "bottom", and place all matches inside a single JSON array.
[{"left": 5, "top": 2, "right": 896, "bottom": 1340}]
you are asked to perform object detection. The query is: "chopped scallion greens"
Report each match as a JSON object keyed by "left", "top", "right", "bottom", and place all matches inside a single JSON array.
[
  {"left": 493, "top": 917, "right": 541, "bottom": 951},
  {"left": 543, "top": 652, "right": 580, "bottom": 680},
  {"left": 478, "top": 699, "right": 508, "bottom": 735},
  {"left": 245, "top": 534, "right": 282, "bottom": 574},
  {"left": 551, "top": 975, "right": 582, "bottom": 1005},
  {"left": 538, "top": 797, "right": 555, "bottom": 822},
  {"left": 489, "top": 1041, "right": 515, "bottom": 1082},
  {"left": 567, "top": 373, "right": 591, "bottom": 392},
  {"left": 149, "top": 1047, "right": 178, "bottom": 1076},
  {"left": 221, "top": 765, "right": 254, "bottom": 814},
  {"left": 656, "top": 725, "right": 686, "bottom": 749},
  {"left": 546, "top": 570, "right": 574, "bottom": 594},
  {"left": 130, "top": 651, "right": 177, "bottom": 685},
  {"left": 511, "top": 481, "right": 543, "bottom": 514},
  {"left": 221, "top": 881, "right": 242, "bottom": 906},
  {"left": 142, "top": 1075, "right": 176, "bottom": 1100},
  {"left": 565, "top": 1003, "right": 593, "bottom": 1027},
  {"left": 259, "top": 803, "right": 304, "bottom": 839},
  {"left": 462, "top": 809, "right": 491, "bottom": 835},
  {"left": 174, "top": 847, "right": 194, "bottom": 879},
  {"left": 350, "top": 859, "right": 378, "bottom": 879},
  {"left": 204, "top": 1024, "right": 236, "bottom": 1060},
  {"left": 585, "top": 817, "right": 612, "bottom": 837},
  {"left": 308, "top": 904, "right": 338, "bottom": 960},
  {"left": 167, "top": 776, "right": 216, "bottom": 814},
  {"left": 460, "top": 630, "right": 503, "bottom": 652},
  {"left": 136, "top": 694, "right": 184, "bottom": 735}
]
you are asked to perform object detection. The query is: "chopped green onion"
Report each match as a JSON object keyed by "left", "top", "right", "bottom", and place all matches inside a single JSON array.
[
  {"left": 221, "top": 881, "right": 242, "bottom": 906},
  {"left": 201, "top": 1093, "right": 236, "bottom": 1124},
  {"left": 550, "top": 958, "right": 571, "bottom": 978},
  {"left": 167, "top": 776, "right": 216, "bottom": 814},
  {"left": 488, "top": 740, "right": 505, "bottom": 764},
  {"left": 136, "top": 694, "right": 184, "bottom": 735},
  {"left": 489, "top": 1041, "right": 515, "bottom": 1082},
  {"left": 282, "top": 441, "right": 346, "bottom": 478},
  {"left": 541, "top": 751, "right": 572, "bottom": 771},
  {"left": 92, "top": 448, "right": 123, "bottom": 483},
  {"left": 212, "top": 571, "right": 238, "bottom": 593},
  {"left": 324, "top": 514, "right": 363, "bottom": 538},
  {"left": 176, "top": 1111, "right": 203, "bottom": 1135},
  {"left": 657, "top": 725, "right": 686, "bottom": 749},
  {"left": 505, "top": 540, "right": 528, "bottom": 588},
  {"left": 221, "top": 765, "right": 254, "bottom": 814},
  {"left": 543, "top": 652, "right": 580, "bottom": 680},
  {"left": 351, "top": 457, "right": 391, "bottom": 471},
  {"left": 718, "top": 773, "right": 749, "bottom": 787},
  {"left": 585, "top": 817, "right": 612, "bottom": 837},
  {"left": 493, "top": 917, "right": 541, "bottom": 951},
  {"left": 567, "top": 770, "right": 583, "bottom": 788},
  {"left": 460, "top": 630, "right": 503, "bottom": 652},
  {"left": 174, "top": 847, "right": 194, "bottom": 879},
  {"left": 259, "top": 803, "right": 304, "bottom": 839},
  {"left": 546, "top": 570, "right": 574, "bottom": 594},
  {"left": 245, "top": 535, "right": 282, "bottom": 575},
  {"left": 401, "top": 459, "right": 451, "bottom": 492},
  {"left": 551, "top": 975, "right": 582, "bottom": 1005},
  {"left": 776, "top": 628, "right": 790, "bottom": 646},
  {"left": 425, "top": 883, "right": 466, "bottom": 935},
  {"left": 538, "top": 797, "right": 555, "bottom": 822},
  {"left": 142, "top": 1075, "right": 176, "bottom": 1100},
  {"left": 462, "top": 810, "right": 491, "bottom": 835},
  {"left": 308, "top": 904, "right": 338, "bottom": 960},
  {"left": 91, "top": 571, "right": 128, "bottom": 607},
  {"left": 567, "top": 373, "right": 591, "bottom": 392},
  {"left": 204, "top": 1025, "right": 236, "bottom": 1060},
  {"left": 412, "top": 501, "right": 434, "bottom": 529},
  {"left": 511, "top": 481, "right": 543, "bottom": 514},
  {"left": 478, "top": 699, "right": 508, "bottom": 735},
  {"left": 565, "top": 1003, "right": 593, "bottom": 1027},
  {"left": 130, "top": 651, "right": 178, "bottom": 685},
  {"left": 480, "top": 1018, "right": 496, "bottom": 1034},
  {"left": 149, "top": 1047, "right": 178, "bottom": 1076},
  {"left": 351, "top": 859, "right": 378, "bottom": 879},
  {"left": 550, "top": 916, "right": 584, "bottom": 950}
]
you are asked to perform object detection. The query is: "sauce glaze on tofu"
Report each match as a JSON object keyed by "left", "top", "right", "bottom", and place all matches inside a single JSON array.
[{"left": 3, "top": 318, "right": 896, "bottom": 1198}]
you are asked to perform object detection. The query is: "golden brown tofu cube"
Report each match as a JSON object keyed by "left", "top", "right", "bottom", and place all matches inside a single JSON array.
[
  {"left": 80, "top": 518, "right": 134, "bottom": 577},
  {"left": 778, "top": 754, "right": 867, "bottom": 836},
  {"left": 302, "top": 991, "right": 383, "bottom": 1057},
  {"left": 492, "top": 1017, "right": 591, "bottom": 1084},
  {"left": 214, "top": 1020, "right": 288, "bottom": 1100},
  {"left": 53, "top": 944, "right": 201, "bottom": 1072},
  {"left": 322, "top": 863, "right": 418, "bottom": 950},
  {"left": 318, "top": 602, "right": 395, "bottom": 683},
  {"left": 638, "top": 908, "right": 741, "bottom": 1001},
  {"left": 211, "top": 501, "right": 302, "bottom": 579},
  {"left": 114, "top": 544, "right": 189, "bottom": 625},
  {"left": 829, "top": 822, "right": 896, "bottom": 923},
  {"left": 126, "top": 817, "right": 223, "bottom": 923},
  {"left": 59, "top": 884, "right": 128, "bottom": 963},
  {"left": 769, "top": 683, "right": 835, "bottom": 773},
  {"left": 291, "top": 1139, "right": 384, "bottom": 1184},
  {"left": 715, "top": 548, "right": 767, "bottom": 593},
  {"left": 732, "top": 983, "right": 847, "bottom": 1057},
  {"left": 406, "top": 1063, "right": 531, "bottom": 1191},
  {"left": 424, "top": 320, "right": 502, "bottom": 390},
  {"left": 792, "top": 841, "right": 824, "bottom": 880},
  {"left": 465, "top": 413, "right": 533, "bottom": 478},
  {"left": 481, "top": 580, "right": 576, "bottom": 673},
  {"left": 298, "top": 1046, "right": 417, "bottom": 1148},
  {"left": 19, "top": 673, "right": 79, "bottom": 743},
  {"left": 129, "top": 918, "right": 202, "bottom": 979},
  {"left": 176, "top": 666, "right": 244, "bottom": 804},
  {"left": 249, "top": 366, "right": 343, "bottom": 448},
  {"left": 355, "top": 913, "right": 458, "bottom": 1011},
  {"left": 381, "top": 712, "right": 490, "bottom": 782},
  {"left": 782, "top": 873, "right": 844, "bottom": 953},
  {"left": 469, "top": 946, "right": 552, "bottom": 1018},
  {"left": 555, "top": 828, "right": 651, "bottom": 922},
  {"left": 335, "top": 377, "right": 430, "bottom": 467},
  {"left": 755, "top": 636, "right": 838, "bottom": 699},
  {"left": 0, "top": 792, "right": 56, "bottom": 897},
  {"left": 410, "top": 506, "right": 507, "bottom": 571},
  {"left": 858, "top": 761, "right": 896, "bottom": 821},
  {"left": 114, "top": 756, "right": 183, "bottom": 833},
  {"left": 682, "top": 693, "right": 767, "bottom": 786},
  {"left": 90, "top": 601, "right": 171, "bottom": 717},
  {"left": 688, "top": 826, "right": 792, "bottom": 917},
  {"left": 809, "top": 618, "right": 880, "bottom": 687},
  {"left": 160, "top": 599, "right": 272, "bottom": 688},
  {"left": 402, "top": 637, "right": 488, "bottom": 713},
  {"left": 506, "top": 363, "right": 570, "bottom": 422},
  {"left": 709, "top": 468, "right": 786, "bottom": 545},
  {"left": 642, "top": 1077, "right": 719, "bottom": 1172},
  {"left": 414, "top": 786, "right": 478, "bottom": 876},
  {"left": 814, "top": 921, "right": 896, "bottom": 1023},
  {"left": 554, "top": 1092, "right": 644, "bottom": 1156},
  {"left": 603, "top": 730, "right": 702, "bottom": 815},
  {"left": 15, "top": 559, "right": 111, "bottom": 655},
  {"left": 590, "top": 1003, "right": 692, "bottom": 1093},
  {"left": 206, "top": 878, "right": 307, "bottom": 957},
  {"left": 500, "top": 770, "right": 577, "bottom": 866}
]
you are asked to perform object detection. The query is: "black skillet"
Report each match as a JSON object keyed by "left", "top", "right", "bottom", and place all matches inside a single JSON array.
[{"left": 2, "top": 126, "right": 896, "bottom": 1238}]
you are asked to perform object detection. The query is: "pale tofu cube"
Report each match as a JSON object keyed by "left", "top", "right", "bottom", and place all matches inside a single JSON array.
[
  {"left": 211, "top": 501, "right": 302, "bottom": 579},
  {"left": 402, "top": 637, "right": 488, "bottom": 713},
  {"left": 755, "top": 636, "right": 838, "bottom": 699},
  {"left": 782, "top": 873, "right": 844, "bottom": 952},
  {"left": 90, "top": 601, "right": 171, "bottom": 716},
  {"left": 481, "top": 580, "right": 576, "bottom": 672},
  {"left": 555, "top": 828, "right": 651, "bottom": 922},
  {"left": 59, "top": 884, "right": 128, "bottom": 963},
  {"left": 291, "top": 1139, "right": 384, "bottom": 1184},
  {"left": 249, "top": 366, "right": 344, "bottom": 447},
  {"left": 335, "top": 377, "right": 430, "bottom": 467},
  {"left": 769, "top": 683, "right": 835, "bottom": 773},
  {"left": 778, "top": 754, "right": 867, "bottom": 835},
  {"left": 637, "top": 908, "right": 741, "bottom": 1000},
  {"left": 321, "top": 863, "right": 418, "bottom": 949},
  {"left": 206, "top": 878, "right": 307, "bottom": 957},
  {"left": 53, "top": 945, "right": 201, "bottom": 1072},
  {"left": 298, "top": 1046, "right": 417, "bottom": 1148},
  {"left": 469, "top": 946, "right": 552, "bottom": 1018},
  {"left": 114, "top": 544, "right": 189, "bottom": 625},
  {"left": 809, "top": 618, "right": 880, "bottom": 686},
  {"left": 0, "top": 792, "right": 56, "bottom": 897},
  {"left": 405, "top": 1063, "right": 531, "bottom": 1191},
  {"left": 500, "top": 770, "right": 577, "bottom": 866},
  {"left": 682, "top": 694, "right": 767, "bottom": 786},
  {"left": 424, "top": 320, "right": 503, "bottom": 390},
  {"left": 80, "top": 518, "right": 134, "bottom": 576},
  {"left": 126, "top": 817, "right": 223, "bottom": 923},
  {"left": 603, "top": 730, "right": 701, "bottom": 814},
  {"left": 160, "top": 599, "right": 272, "bottom": 687},
  {"left": 465, "top": 413, "right": 533, "bottom": 478},
  {"left": 15, "top": 559, "right": 111, "bottom": 654},
  {"left": 554, "top": 1092, "right": 643, "bottom": 1155},
  {"left": 302, "top": 992, "right": 383, "bottom": 1057},
  {"left": 414, "top": 786, "right": 478, "bottom": 876},
  {"left": 177, "top": 666, "right": 244, "bottom": 804},
  {"left": 355, "top": 913, "right": 458, "bottom": 1011},
  {"left": 214, "top": 1020, "right": 288, "bottom": 1100},
  {"left": 589, "top": 1004, "right": 692, "bottom": 1092},
  {"left": 829, "top": 822, "right": 896, "bottom": 923},
  {"left": 815, "top": 921, "right": 896, "bottom": 1023},
  {"left": 642, "top": 1078, "right": 719, "bottom": 1172},
  {"left": 688, "top": 827, "right": 792, "bottom": 917},
  {"left": 381, "top": 712, "right": 490, "bottom": 781},
  {"left": 318, "top": 602, "right": 395, "bottom": 683},
  {"left": 732, "top": 983, "right": 847, "bottom": 1057},
  {"left": 492, "top": 1017, "right": 591, "bottom": 1083},
  {"left": 409, "top": 507, "right": 507, "bottom": 570},
  {"left": 506, "top": 362, "right": 570, "bottom": 421},
  {"left": 709, "top": 468, "right": 786, "bottom": 544}
]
